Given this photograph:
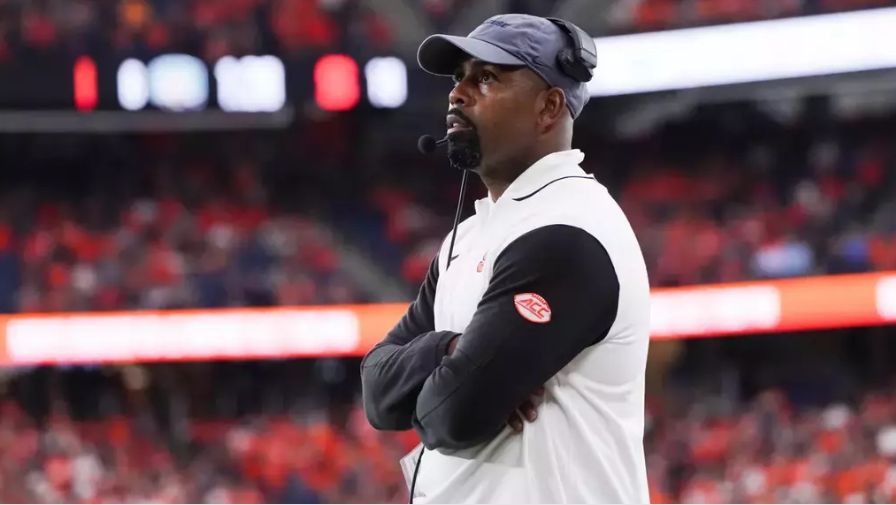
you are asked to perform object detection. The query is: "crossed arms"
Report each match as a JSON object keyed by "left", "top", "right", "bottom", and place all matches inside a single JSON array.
[{"left": 360, "top": 224, "right": 620, "bottom": 451}]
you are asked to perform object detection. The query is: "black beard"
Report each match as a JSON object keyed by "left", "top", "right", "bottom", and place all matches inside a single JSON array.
[{"left": 447, "top": 129, "right": 482, "bottom": 171}]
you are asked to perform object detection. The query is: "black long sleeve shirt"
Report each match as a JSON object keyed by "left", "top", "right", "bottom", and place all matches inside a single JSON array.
[
  {"left": 360, "top": 253, "right": 458, "bottom": 430},
  {"left": 362, "top": 225, "right": 620, "bottom": 450}
]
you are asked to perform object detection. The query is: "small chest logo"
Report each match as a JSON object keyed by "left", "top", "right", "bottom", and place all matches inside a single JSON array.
[
  {"left": 513, "top": 293, "right": 552, "bottom": 323},
  {"left": 476, "top": 251, "right": 488, "bottom": 273}
]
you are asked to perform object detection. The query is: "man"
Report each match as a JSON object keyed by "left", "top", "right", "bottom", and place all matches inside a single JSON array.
[{"left": 361, "top": 13, "right": 651, "bottom": 504}]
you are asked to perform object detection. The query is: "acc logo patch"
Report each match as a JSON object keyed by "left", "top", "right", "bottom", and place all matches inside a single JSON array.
[{"left": 513, "top": 293, "right": 551, "bottom": 323}]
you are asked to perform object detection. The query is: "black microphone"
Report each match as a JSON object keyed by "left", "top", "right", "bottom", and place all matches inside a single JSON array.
[{"left": 418, "top": 135, "right": 447, "bottom": 154}]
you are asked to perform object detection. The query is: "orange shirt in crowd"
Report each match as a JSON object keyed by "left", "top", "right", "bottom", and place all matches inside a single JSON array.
[
  {"left": 45, "top": 455, "right": 72, "bottom": 491},
  {"left": 870, "top": 237, "right": 896, "bottom": 270}
]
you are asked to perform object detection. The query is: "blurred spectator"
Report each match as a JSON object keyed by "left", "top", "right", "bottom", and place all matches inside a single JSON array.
[{"left": 752, "top": 235, "right": 814, "bottom": 278}]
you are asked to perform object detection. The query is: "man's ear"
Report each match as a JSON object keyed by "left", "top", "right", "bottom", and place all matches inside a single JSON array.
[{"left": 538, "top": 87, "right": 567, "bottom": 130}]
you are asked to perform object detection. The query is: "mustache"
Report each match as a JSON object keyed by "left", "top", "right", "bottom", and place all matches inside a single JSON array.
[{"left": 447, "top": 108, "right": 477, "bottom": 130}]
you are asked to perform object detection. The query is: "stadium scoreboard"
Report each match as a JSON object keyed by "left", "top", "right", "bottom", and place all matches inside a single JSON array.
[
  {"left": 2, "top": 9, "right": 893, "bottom": 113},
  {"left": 0, "top": 52, "right": 411, "bottom": 113}
]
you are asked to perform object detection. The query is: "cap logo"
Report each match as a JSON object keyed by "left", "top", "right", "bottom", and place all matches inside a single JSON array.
[
  {"left": 514, "top": 293, "right": 551, "bottom": 323},
  {"left": 484, "top": 19, "right": 511, "bottom": 28}
]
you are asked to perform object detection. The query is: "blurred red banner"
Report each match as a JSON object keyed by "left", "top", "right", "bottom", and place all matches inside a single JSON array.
[{"left": 0, "top": 271, "right": 894, "bottom": 365}]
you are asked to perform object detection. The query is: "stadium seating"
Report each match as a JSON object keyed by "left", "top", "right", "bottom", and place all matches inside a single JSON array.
[{"left": 3, "top": 363, "right": 896, "bottom": 503}]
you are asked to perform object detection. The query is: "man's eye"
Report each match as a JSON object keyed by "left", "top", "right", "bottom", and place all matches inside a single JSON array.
[{"left": 480, "top": 72, "right": 495, "bottom": 83}]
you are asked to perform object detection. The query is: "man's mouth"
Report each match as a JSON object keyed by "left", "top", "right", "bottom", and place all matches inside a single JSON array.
[{"left": 447, "top": 114, "right": 472, "bottom": 135}]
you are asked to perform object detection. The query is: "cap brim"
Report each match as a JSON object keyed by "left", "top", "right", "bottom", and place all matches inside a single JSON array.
[{"left": 417, "top": 34, "right": 526, "bottom": 76}]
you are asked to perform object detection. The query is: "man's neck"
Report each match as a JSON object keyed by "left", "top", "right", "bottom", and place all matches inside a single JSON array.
[
  {"left": 480, "top": 145, "right": 570, "bottom": 201},
  {"left": 479, "top": 167, "right": 522, "bottom": 202}
]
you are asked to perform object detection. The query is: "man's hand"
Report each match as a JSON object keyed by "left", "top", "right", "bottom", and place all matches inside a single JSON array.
[
  {"left": 447, "top": 335, "right": 460, "bottom": 356},
  {"left": 507, "top": 386, "right": 544, "bottom": 432},
  {"left": 446, "top": 335, "right": 544, "bottom": 433}
]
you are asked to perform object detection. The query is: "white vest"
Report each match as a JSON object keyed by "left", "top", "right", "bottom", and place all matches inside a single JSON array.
[{"left": 401, "top": 150, "right": 652, "bottom": 504}]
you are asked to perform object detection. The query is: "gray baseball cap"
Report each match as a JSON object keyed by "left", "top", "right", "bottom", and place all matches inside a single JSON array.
[{"left": 417, "top": 14, "right": 591, "bottom": 119}]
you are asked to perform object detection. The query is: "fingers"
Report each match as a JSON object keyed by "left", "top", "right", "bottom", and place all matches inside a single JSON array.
[
  {"left": 520, "top": 387, "right": 545, "bottom": 421},
  {"left": 508, "top": 386, "right": 547, "bottom": 433},
  {"left": 507, "top": 411, "right": 524, "bottom": 432}
]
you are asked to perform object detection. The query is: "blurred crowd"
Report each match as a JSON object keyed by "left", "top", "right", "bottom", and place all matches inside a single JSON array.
[
  {"left": 647, "top": 389, "right": 896, "bottom": 503},
  {"left": 0, "top": 360, "right": 415, "bottom": 504},
  {"left": 0, "top": 0, "right": 891, "bottom": 63},
  {"left": 2, "top": 345, "right": 896, "bottom": 504},
  {"left": 0, "top": 105, "right": 890, "bottom": 313},
  {"left": 0, "top": 109, "right": 892, "bottom": 313},
  {"left": 0, "top": 400, "right": 417, "bottom": 503},
  {"left": 620, "top": 127, "right": 894, "bottom": 287},
  {"left": 0, "top": 131, "right": 369, "bottom": 314},
  {"left": 0, "top": 0, "right": 392, "bottom": 61},
  {"left": 10, "top": 194, "right": 363, "bottom": 313}
]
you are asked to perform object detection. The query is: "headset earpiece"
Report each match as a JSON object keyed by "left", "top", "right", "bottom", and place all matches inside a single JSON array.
[{"left": 547, "top": 18, "right": 597, "bottom": 83}]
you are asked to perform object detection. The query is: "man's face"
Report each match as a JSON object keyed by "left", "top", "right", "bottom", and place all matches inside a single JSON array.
[{"left": 445, "top": 59, "right": 543, "bottom": 173}]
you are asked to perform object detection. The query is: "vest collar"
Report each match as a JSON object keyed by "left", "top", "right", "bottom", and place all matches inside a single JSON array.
[
  {"left": 474, "top": 149, "right": 588, "bottom": 218},
  {"left": 490, "top": 149, "right": 586, "bottom": 202}
]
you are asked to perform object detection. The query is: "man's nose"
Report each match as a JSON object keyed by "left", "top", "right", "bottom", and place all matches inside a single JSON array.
[{"left": 449, "top": 81, "right": 474, "bottom": 108}]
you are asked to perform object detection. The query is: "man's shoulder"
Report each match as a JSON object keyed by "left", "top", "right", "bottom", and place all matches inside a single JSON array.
[
  {"left": 503, "top": 185, "right": 624, "bottom": 244},
  {"left": 512, "top": 172, "right": 621, "bottom": 221},
  {"left": 498, "top": 179, "right": 646, "bottom": 276}
]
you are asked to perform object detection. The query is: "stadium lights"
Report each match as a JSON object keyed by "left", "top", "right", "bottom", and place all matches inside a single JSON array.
[
  {"left": 365, "top": 57, "right": 408, "bottom": 108},
  {"left": 214, "top": 55, "right": 286, "bottom": 112},
  {"left": 117, "top": 54, "right": 209, "bottom": 111},
  {"left": 118, "top": 55, "right": 287, "bottom": 113},
  {"left": 589, "top": 7, "right": 896, "bottom": 96},
  {"left": 147, "top": 54, "right": 208, "bottom": 111},
  {"left": 117, "top": 58, "right": 150, "bottom": 111},
  {"left": 314, "top": 54, "right": 361, "bottom": 112},
  {"left": 115, "top": 53, "right": 408, "bottom": 113},
  {"left": 73, "top": 56, "right": 98, "bottom": 111},
  {"left": 877, "top": 275, "right": 896, "bottom": 320}
]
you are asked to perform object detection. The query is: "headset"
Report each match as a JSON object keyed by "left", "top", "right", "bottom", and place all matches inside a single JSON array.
[{"left": 547, "top": 18, "right": 598, "bottom": 83}]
